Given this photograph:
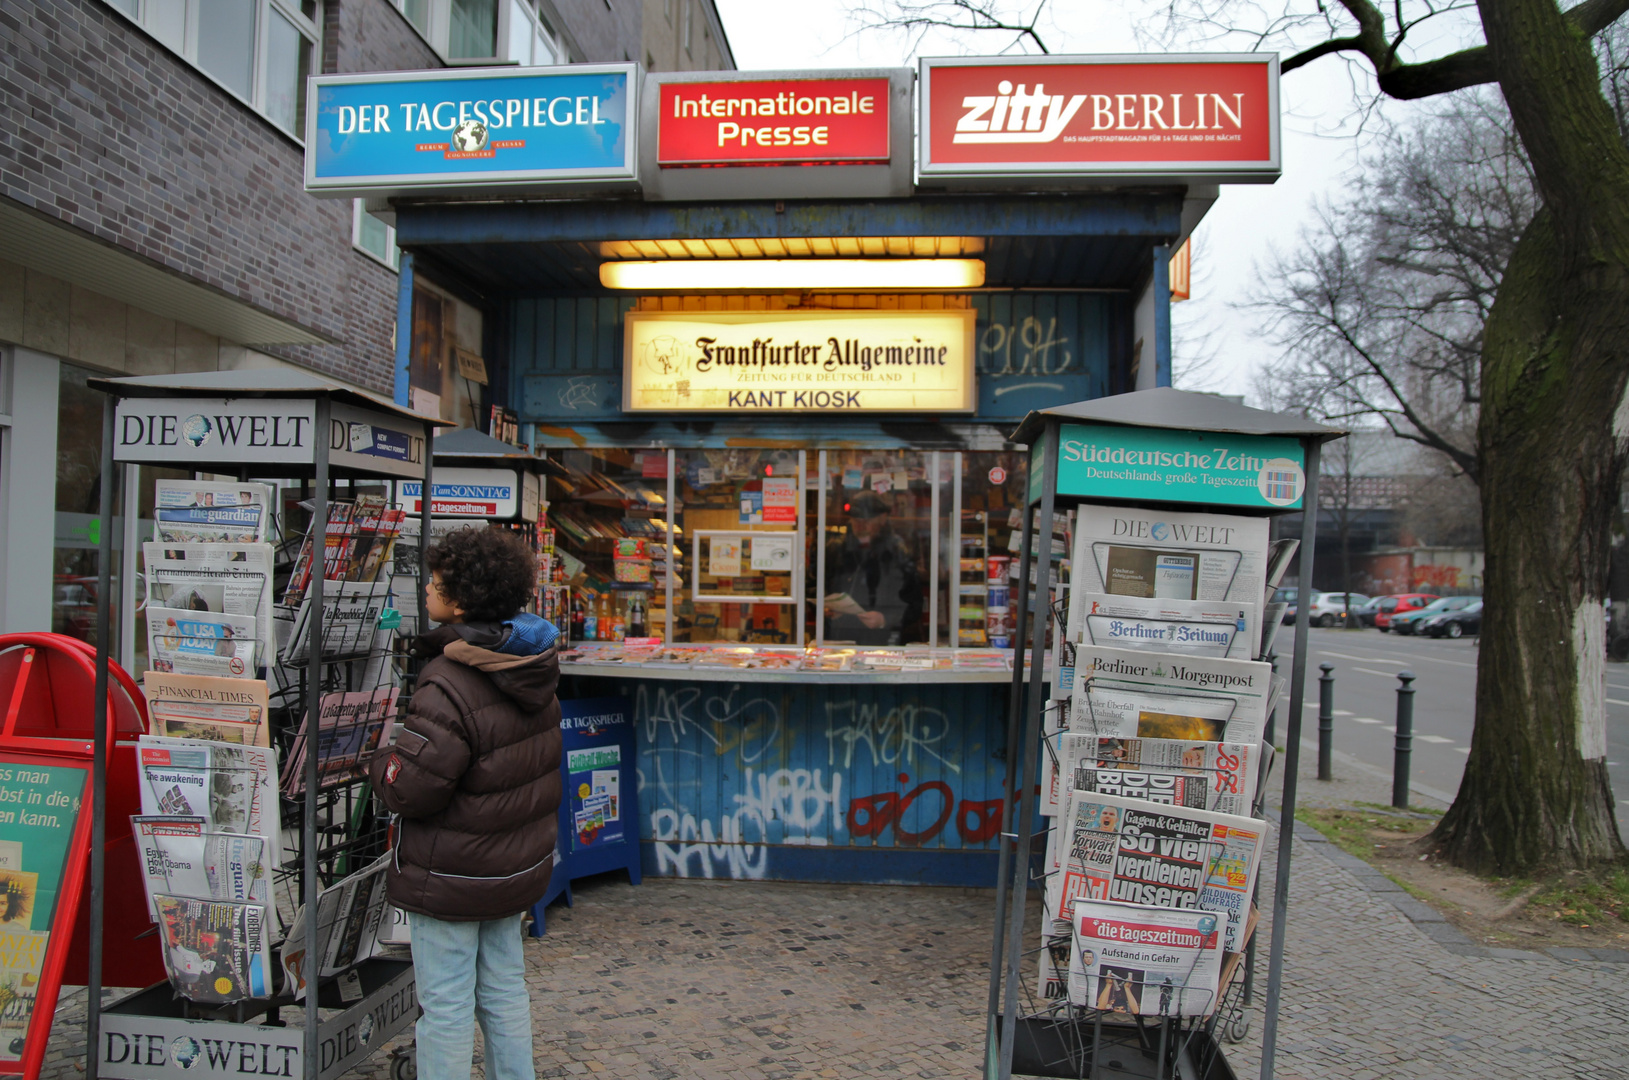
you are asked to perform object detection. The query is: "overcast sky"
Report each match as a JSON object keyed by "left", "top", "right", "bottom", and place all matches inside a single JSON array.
[{"left": 710, "top": 1, "right": 1485, "bottom": 401}]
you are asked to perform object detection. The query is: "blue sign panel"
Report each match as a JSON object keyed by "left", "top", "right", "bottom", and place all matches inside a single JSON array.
[{"left": 304, "top": 65, "right": 637, "bottom": 195}]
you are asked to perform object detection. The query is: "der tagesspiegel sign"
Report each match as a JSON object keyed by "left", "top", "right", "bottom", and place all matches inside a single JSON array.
[{"left": 623, "top": 310, "right": 976, "bottom": 413}]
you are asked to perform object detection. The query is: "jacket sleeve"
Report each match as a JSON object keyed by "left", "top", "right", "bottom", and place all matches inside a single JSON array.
[{"left": 368, "top": 679, "right": 470, "bottom": 819}]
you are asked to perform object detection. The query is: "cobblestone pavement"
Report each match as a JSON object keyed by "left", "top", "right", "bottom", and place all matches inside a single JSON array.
[{"left": 42, "top": 750, "right": 1629, "bottom": 1079}]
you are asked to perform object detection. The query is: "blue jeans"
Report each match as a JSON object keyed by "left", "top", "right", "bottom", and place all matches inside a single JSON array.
[{"left": 408, "top": 912, "right": 535, "bottom": 1080}]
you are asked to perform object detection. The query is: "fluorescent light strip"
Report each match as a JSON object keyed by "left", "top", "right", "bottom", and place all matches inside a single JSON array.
[{"left": 600, "top": 258, "right": 986, "bottom": 291}]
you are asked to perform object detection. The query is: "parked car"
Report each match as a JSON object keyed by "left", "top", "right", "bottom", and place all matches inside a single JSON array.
[
  {"left": 1304, "top": 592, "right": 1371, "bottom": 628},
  {"left": 1392, "top": 595, "right": 1482, "bottom": 636},
  {"left": 1421, "top": 598, "right": 1485, "bottom": 638},
  {"left": 1373, "top": 593, "right": 1441, "bottom": 631},
  {"left": 1273, "top": 587, "right": 1301, "bottom": 625},
  {"left": 1349, "top": 595, "right": 1386, "bottom": 628}
]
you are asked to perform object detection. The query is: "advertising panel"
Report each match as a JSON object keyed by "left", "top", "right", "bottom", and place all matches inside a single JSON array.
[
  {"left": 1056, "top": 423, "right": 1306, "bottom": 509},
  {"left": 919, "top": 54, "right": 1279, "bottom": 181},
  {"left": 399, "top": 467, "right": 522, "bottom": 518},
  {"left": 305, "top": 65, "right": 637, "bottom": 196},
  {"left": 658, "top": 77, "right": 890, "bottom": 165},
  {"left": 623, "top": 310, "right": 976, "bottom": 413}
]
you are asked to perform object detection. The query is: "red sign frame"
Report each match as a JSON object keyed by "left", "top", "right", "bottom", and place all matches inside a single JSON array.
[
  {"left": 919, "top": 55, "right": 1279, "bottom": 180},
  {"left": 658, "top": 78, "right": 890, "bottom": 167}
]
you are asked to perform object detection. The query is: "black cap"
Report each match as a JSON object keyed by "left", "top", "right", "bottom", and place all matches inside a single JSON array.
[{"left": 848, "top": 491, "right": 890, "bottom": 519}]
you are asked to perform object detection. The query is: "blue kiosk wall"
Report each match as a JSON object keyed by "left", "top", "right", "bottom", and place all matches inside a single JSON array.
[{"left": 559, "top": 676, "right": 1011, "bottom": 888}]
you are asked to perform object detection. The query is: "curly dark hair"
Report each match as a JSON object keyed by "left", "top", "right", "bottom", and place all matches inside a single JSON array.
[{"left": 424, "top": 526, "right": 536, "bottom": 623}]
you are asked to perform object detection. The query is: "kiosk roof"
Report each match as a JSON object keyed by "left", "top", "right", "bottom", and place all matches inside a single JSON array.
[{"left": 1010, "top": 386, "right": 1345, "bottom": 445}]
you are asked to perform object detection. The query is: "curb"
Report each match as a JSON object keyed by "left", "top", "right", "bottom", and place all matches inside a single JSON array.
[{"left": 1284, "top": 816, "right": 1629, "bottom": 964}]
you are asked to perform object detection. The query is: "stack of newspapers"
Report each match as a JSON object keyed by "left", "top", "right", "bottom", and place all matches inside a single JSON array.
[{"left": 1036, "top": 503, "right": 1296, "bottom": 1019}]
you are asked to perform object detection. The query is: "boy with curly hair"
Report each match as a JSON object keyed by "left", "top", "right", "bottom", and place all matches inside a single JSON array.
[{"left": 369, "top": 526, "right": 561, "bottom": 1080}]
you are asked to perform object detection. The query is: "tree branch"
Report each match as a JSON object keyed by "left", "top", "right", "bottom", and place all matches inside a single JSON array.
[{"left": 1281, "top": 0, "right": 1629, "bottom": 100}]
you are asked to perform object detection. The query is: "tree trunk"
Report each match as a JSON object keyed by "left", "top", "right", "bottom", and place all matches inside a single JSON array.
[{"left": 1428, "top": 0, "right": 1629, "bottom": 874}]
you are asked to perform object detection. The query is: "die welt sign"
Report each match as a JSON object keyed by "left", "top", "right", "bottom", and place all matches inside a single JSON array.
[{"left": 919, "top": 54, "right": 1279, "bottom": 182}]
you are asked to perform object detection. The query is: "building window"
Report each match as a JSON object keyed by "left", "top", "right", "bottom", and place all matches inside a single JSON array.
[
  {"left": 682, "top": 0, "right": 692, "bottom": 53},
  {"left": 352, "top": 201, "right": 400, "bottom": 271},
  {"left": 663, "top": 0, "right": 671, "bottom": 21},
  {"left": 448, "top": 0, "right": 497, "bottom": 58},
  {"left": 104, "top": 0, "right": 319, "bottom": 140},
  {"left": 503, "top": 0, "right": 565, "bottom": 65}
]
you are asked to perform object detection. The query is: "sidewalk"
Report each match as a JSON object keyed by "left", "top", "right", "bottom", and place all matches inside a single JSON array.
[{"left": 44, "top": 746, "right": 1629, "bottom": 1078}]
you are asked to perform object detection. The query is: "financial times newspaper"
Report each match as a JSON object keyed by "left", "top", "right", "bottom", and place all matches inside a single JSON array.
[
  {"left": 1071, "top": 644, "right": 1273, "bottom": 745},
  {"left": 1043, "top": 734, "right": 1258, "bottom": 818},
  {"left": 152, "top": 895, "right": 273, "bottom": 1003},
  {"left": 1067, "top": 899, "right": 1224, "bottom": 1017},
  {"left": 1053, "top": 791, "right": 1267, "bottom": 954},
  {"left": 146, "top": 606, "right": 258, "bottom": 678},
  {"left": 132, "top": 817, "right": 270, "bottom": 920},
  {"left": 141, "top": 672, "right": 270, "bottom": 747},
  {"left": 1072, "top": 504, "right": 1268, "bottom": 609},
  {"left": 1074, "top": 593, "right": 1259, "bottom": 662},
  {"left": 153, "top": 481, "right": 272, "bottom": 544}
]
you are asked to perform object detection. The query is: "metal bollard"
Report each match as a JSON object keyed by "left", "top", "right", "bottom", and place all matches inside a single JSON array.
[
  {"left": 1317, "top": 662, "right": 1335, "bottom": 781},
  {"left": 1392, "top": 670, "right": 1416, "bottom": 808}
]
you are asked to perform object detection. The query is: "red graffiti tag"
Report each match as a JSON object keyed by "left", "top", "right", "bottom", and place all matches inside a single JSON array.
[{"left": 845, "top": 781, "right": 1012, "bottom": 847}]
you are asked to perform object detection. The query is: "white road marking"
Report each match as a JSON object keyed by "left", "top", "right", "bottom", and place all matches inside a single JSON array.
[
  {"left": 1608, "top": 699, "right": 1629, "bottom": 707},
  {"left": 1416, "top": 735, "right": 1453, "bottom": 744},
  {"left": 1315, "top": 645, "right": 1477, "bottom": 669},
  {"left": 1353, "top": 666, "right": 1398, "bottom": 677},
  {"left": 1334, "top": 710, "right": 1354, "bottom": 717},
  {"left": 1455, "top": 747, "right": 1471, "bottom": 754},
  {"left": 1350, "top": 717, "right": 1383, "bottom": 724}
]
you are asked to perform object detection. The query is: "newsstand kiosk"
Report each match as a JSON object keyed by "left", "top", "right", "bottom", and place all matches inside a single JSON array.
[
  {"left": 986, "top": 389, "right": 1342, "bottom": 1080},
  {"left": 83, "top": 370, "right": 443, "bottom": 1080}
]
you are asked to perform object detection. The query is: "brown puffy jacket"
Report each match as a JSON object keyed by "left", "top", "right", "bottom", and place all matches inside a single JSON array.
[{"left": 368, "top": 624, "right": 562, "bottom": 921}]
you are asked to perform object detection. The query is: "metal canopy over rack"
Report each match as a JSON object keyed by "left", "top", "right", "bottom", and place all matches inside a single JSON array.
[
  {"left": 988, "top": 388, "right": 1343, "bottom": 1080},
  {"left": 83, "top": 369, "right": 446, "bottom": 1080}
]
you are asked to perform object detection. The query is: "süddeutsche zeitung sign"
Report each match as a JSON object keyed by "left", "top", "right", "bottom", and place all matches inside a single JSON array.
[{"left": 623, "top": 310, "right": 976, "bottom": 413}]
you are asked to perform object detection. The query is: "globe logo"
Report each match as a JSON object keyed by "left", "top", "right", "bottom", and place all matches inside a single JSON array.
[
  {"left": 452, "top": 119, "right": 488, "bottom": 152},
  {"left": 358, "top": 1013, "right": 376, "bottom": 1045},
  {"left": 181, "top": 414, "right": 213, "bottom": 447},
  {"left": 172, "top": 1036, "right": 201, "bottom": 1069},
  {"left": 1150, "top": 521, "right": 1169, "bottom": 541}
]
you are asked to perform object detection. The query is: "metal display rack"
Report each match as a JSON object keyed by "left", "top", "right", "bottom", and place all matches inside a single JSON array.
[
  {"left": 83, "top": 370, "right": 442, "bottom": 1080},
  {"left": 984, "top": 389, "right": 1342, "bottom": 1080}
]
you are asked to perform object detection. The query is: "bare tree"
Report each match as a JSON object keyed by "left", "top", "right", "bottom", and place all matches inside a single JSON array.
[{"left": 844, "top": 0, "right": 1051, "bottom": 55}]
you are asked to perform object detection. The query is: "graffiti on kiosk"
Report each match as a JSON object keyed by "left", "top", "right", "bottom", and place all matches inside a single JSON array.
[
  {"left": 649, "top": 766, "right": 843, "bottom": 879},
  {"left": 824, "top": 699, "right": 961, "bottom": 775},
  {"left": 980, "top": 316, "right": 1072, "bottom": 376}
]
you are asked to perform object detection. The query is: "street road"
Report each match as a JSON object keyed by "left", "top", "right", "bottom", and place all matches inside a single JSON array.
[{"left": 1285, "top": 627, "right": 1629, "bottom": 840}]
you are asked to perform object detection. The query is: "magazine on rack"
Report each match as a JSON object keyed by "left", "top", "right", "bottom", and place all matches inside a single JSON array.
[
  {"left": 281, "top": 688, "right": 398, "bottom": 796},
  {"left": 1071, "top": 644, "right": 1274, "bottom": 745},
  {"left": 152, "top": 894, "right": 274, "bottom": 1003},
  {"left": 1043, "top": 734, "right": 1258, "bottom": 818},
  {"left": 132, "top": 816, "right": 271, "bottom": 919},
  {"left": 1074, "top": 593, "right": 1259, "bottom": 662},
  {"left": 281, "top": 580, "right": 390, "bottom": 663},
  {"left": 279, "top": 853, "right": 392, "bottom": 1000},
  {"left": 141, "top": 673, "right": 270, "bottom": 746},
  {"left": 1052, "top": 790, "right": 1267, "bottom": 953},
  {"left": 1066, "top": 899, "right": 1225, "bottom": 1017},
  {"left": 282, "top": 501, "right": 357, "bottom": 607},
  {"left": 144, "top": 542, "right": 275, "bottom": 649},
  {"left": 1072, "top": 505, "right": 1268, "bottom": 607},
  {"left": 137, "top": 735, "right": 279, "bottom": 839},
  {"left": 146, "top": 606, "right": 258, "bottom": 678},
  {"left": 153, "top": 481, "right": 273, "bottom": 544}
]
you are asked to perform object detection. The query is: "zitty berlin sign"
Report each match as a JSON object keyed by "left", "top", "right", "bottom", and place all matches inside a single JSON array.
[
  {"left": 623, "top": 310, "right": 976, "bottom": 413},
  {"left": 919, "top": 54, "right": 1279, "bottom": 181},
  {"left": 304, "top": 65, "right": 637, "bottom": 196}
]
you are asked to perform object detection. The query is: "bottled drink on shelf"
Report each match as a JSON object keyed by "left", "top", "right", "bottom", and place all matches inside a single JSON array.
[{"left": 628, "top": 594, "right": 647, "bottom": 639}]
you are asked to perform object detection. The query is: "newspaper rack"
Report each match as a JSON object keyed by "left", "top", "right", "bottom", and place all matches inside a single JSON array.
[
  {"left": 988, "top": 389, "right": 1343, "bottom": 1080},
  {"left": 86, "top": 370, "right": 443, "bottom": 1080}
]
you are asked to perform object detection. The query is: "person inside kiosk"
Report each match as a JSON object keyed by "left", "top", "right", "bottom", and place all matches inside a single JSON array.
[
  {"left": 821, "top": 491, "right": 925, "bottom": 645},
  {"left": 368, "top": 527, "right": 564, "bottom": 1080}
]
